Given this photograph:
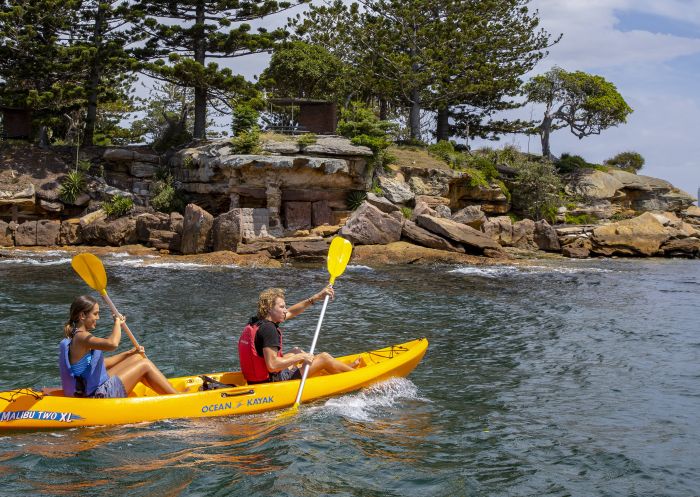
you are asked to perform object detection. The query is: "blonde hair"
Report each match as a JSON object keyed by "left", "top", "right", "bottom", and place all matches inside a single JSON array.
[
  {"left": 64, "top": 295, "right": 98, "bottom": 338},
  {"left": 257, "top": 288, "right": 285, "bottom": 320}
]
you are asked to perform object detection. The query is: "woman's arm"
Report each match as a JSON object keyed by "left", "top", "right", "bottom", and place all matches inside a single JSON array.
[
  {"left": 286, "top": 285, "right": 335, "bottom": 320},
  {"left": 104, "top": 346, "right": 143, "bottom": 369},
  {"left": 81, "top": 315, "right": 123, "bottom": 352}
]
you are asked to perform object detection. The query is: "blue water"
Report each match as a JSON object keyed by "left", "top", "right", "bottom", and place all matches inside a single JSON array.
[{"left": 0, "top": 249, "right": 699, "bottom": 496}]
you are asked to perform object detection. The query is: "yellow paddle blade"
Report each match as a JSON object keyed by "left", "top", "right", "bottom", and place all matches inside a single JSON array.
[
  {"left": 71, "top": 253, "right": 107, "bottom": 293},
  {"left": 327, "top": 237, "right": 353, "bottom": 285}
]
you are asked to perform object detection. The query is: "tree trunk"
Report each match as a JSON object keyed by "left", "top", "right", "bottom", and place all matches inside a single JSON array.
[
  {"left": 84, "top": 4, "right": 106, "bottom": 145},
  {"left": 409, "top": 88, "right": 421, "bottom": 140},
  {"left": 539, "top": 114, "right": 553, "bottom": 159},
  {"left": 379, "top": 98, "right": 388, "bottom": 121},
  {"left": 192, "top": 2, "right": 207, "bottom": 139},
  {"left": 436, "top": 106, "right": 450, "bottom": 142}
]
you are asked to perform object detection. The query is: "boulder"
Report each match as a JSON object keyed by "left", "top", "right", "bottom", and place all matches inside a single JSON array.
[
  {"left": 0, "top": 220, "right": 14, "bottom": 246},
  {"left": 434, "top": 205, "right": 452, "bottom": 219},
  {"left": 0, "top": 182, "right": 35, "bottom": 208},
  {"left": 284, "top": 201, "right": 312, "bottom": 230},
  {"left": 378, "top": 175, "right": 414, "bottom": 204},
  {"left": 366, "top": 192, "right": 400, "bottom": 214},
  {"left": 511, "top": 219, "right": 538, "bottom": 250},
  {"left": 129, "top": 162, "right": 157, "bottom": 178},
  {"left": 302, "top": 136, "right": 373, "bottom": 156},
  {"left": 135, "top": 212, "right": 171, "bottom": 242},
  {"left": 414, "top": 195, "right": 451, "bottom": 208},
  {"left": 36, "top": 220, "right": 60, "bottom": 246},
  {"left": 39, "top": 199, "right": 64, "bottom": 212},
  {"left": 339, "top": 202, "right": 403, "bottom": 245},
  {"left": 181, "top": 204, "right": 214, "bottom": 254},
  {"left": 660, "top": 237, "right": 700, "bottom": 258},
  {"left": 591, "top": 212, "right": 669, "bottom": 256},
  {"left": 482, "top": 216, "right": 513, "bottom": 246},
  {"left": 416, "top": 214, "right": 501, "bottom": 252},
  {"left": 565, "top": 169, "right": 624, "bottom": 200},
  {"left": 287, "top": 239, "right": 330, "bottom": 258},
  {"left": 412, "top": 200, "right": 437, "bottom": 219},
  {"left": 534, "top": 220, "right": 561, "bottom": 252},
  {"left": 312, "top": 200, "right": 333, "bottom": 226},
  {"left": 81, "top": 217, "right": 137, "bottom": 246},
  {"left": 402, "top": 219, "right": 465, "bottom": 253},
  {"left": 148, "top": 230, "right": 181, "bottom": 251},
  {"left": 14, "top": 221, "right": 37, "bottom": 246},
  {"left": 563, "top": 246, "right": 590, "bottom": 258},
  {"left": 103, "top": 148, "right": 160, "bottom": 164},
  {"left": 79, "top": 209, "right": 107, "bottom": 227},
  {"left": 35, "top": 180, "right": 61, "bottom": 202},
  {"left": 170, "top": 212, "right": 184, "bottom": 233},
  {"left": 451, "top": 206, "right": 486, "bottom": 229},
  {"left": 236, "top": 241, "right": 286, "bottom": 258},
  {"left": 59, "top": 219, "right": 81, "bottom": 245},
  {"left": 212, "top": 208, "right": 271, "bottom": 252}
]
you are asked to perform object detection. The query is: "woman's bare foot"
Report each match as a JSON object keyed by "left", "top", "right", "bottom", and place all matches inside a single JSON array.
[{"left": 350, "top": 357, "right": 365, "bottom": 369}]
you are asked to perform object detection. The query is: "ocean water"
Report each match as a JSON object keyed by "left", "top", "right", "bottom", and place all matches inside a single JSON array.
[{"left": 0, "top": 250, "right": 698, "bottom": 496}]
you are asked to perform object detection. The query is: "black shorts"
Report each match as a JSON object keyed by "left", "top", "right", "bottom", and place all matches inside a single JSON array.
[{"left": 271, "top": 367, "right": 302, "bottom": 382}]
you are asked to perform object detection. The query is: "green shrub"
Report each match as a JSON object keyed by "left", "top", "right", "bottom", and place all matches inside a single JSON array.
[
  {"left": 564, "top": 213, "right": 598, "bottom": 225},
  {"left": 151, "top": 174, "right": 186, "bottom": 214},
  {"left": 296, "top": 133, "right": 317, "bottom": 148},
  {"left": 401, "top": 206, "right": 413, "bottom": 219},
  {"left": 463, "top": 167, "right": 489, "bottom": 188},
  {"left": 556, "top": 153, "right": 589, "bottom": 173},
  {"left": 59, "top": 170, "right": 87, "bottom": 204},
  {"left": 428, "top": 140, "right": 465, "bottom": 169},
  {"left": 232, "top": 103, "right": 260, "bottom": 136},
  {"left": 370, "top": 179, "right": 382, "bottom": 195},
  {"left": 604, "top": 151, "right": 645, "bottom": 173},
  {"left": 346, "top": 190, "right": 367, "bottom": 210},
  {"left": 337, "top": 102, "right": 396, "bottom": 139},
  {"left": 102, "top": 195, "right": 134, "bottom": 217},
  {"left": 77, "top": 159, "right": 92, "bottom": 173},
  {"left": 230, "top": 126, "right": 261, "bottom": 154},
  {"left": 467, "top": 155, "right": 499, "bottom": 181}
]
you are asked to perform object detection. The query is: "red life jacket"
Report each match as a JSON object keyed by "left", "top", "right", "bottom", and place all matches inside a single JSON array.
[{"left": 238, "top": 321, "right": 283, "bottom": 383}]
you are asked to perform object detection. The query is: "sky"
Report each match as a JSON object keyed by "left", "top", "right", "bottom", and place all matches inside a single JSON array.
[{"left": 224, "top": 1, "right": 700, "bottom": 200}]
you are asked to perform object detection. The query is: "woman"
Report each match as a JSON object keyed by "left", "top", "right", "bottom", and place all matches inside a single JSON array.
[
  {"left": 238, "top": 286, "right": 362, "bottom": 384},
  {"left": 59, "top": 295, "right": 177, "bottom": 398}
]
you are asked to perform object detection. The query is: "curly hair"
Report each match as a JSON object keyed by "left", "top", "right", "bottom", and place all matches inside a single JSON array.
[{"left": 257, "top": 288, "right": 285, "bottom": 320}]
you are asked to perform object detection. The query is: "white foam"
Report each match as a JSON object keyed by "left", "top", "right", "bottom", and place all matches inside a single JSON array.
[
  {"left": 318, "top": 377, "right": 423, "bottom": 421},
  {"left": 450, "top": 264, "right": 612, "bottom": 277},
  {"left": 0, "top": 257, "right": 71, "bottom": 266},
  {"left": 347, "top": 264, "right": 374, "bottom": 272}
]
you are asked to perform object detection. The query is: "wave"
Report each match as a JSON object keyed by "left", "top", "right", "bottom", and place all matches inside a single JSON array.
[
  {"left": 450, "top": 264, "right": 613, "bottom": 277},
  {"left": 316, "top": 377, "right": 425, "bottom": 422},
  {"left": 0, "top": 257, "right": 72, "bottom": 266},
  {"left": 346, "top": 264, "right": 374, "bottom": 272}
]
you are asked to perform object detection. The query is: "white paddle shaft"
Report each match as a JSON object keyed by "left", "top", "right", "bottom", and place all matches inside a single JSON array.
[{"left": 293, "top": 293, "right": 331, "bottom": 406}]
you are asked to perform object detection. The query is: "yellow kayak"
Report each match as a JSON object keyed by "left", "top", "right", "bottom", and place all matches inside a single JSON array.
[{"left": 0, "top": 338, "right": 427, "bottom": 430}]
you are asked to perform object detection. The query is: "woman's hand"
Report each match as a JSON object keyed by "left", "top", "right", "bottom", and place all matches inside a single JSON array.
[
  {"left": 313, "top": 284, "right": 335, "bottom": 303},
  {"left": 298, "top": 352, "right": 315, "bottom": 365},
  {"left": 113, "top": 313, "right": 126, "bottom": 323},
  {"left": 131, "top": 345, "right": 145, "bottom": 356},
  {"left": 290, "top": 346, "right": 304, "bottom": 354}
]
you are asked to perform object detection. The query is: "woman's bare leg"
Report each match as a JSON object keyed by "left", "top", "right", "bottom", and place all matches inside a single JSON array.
[{"left": 110, "top": 355, "right": 177, "bottom": 395}]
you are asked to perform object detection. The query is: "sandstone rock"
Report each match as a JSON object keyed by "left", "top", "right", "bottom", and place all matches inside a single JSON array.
[
  {"left": 148, "top": 229, "right": 181, "bottom": 251},
  {"left": 80, "top": 209, "right": 107, "bottom": 227},
  {"left": 136, "top": 212, "right": 171, "bottom": 242},
  {"left": 212, "top": 208, "right": 271, "bottom": 252},
  {"left": 59, "top": 219, "right": 81, "bottom": 245},
  {"left": 451, "top": 206, "right": 486, "bottom": 229},
  {"left": 563, "top": 246, "right": 590, "bottom": 258},
  {"left": 181, "top": 204, "right": 214, "bottom": 254},
  {"left": 366, "top": 192, "right": 400, "bottom": 213},
  {"left": 511, "top": 219, "right": 537, "bottom": 250},
  {"left": 236, "top": 241, "right": 286, "bottom": 258},
  {"left": 400, "top": 167, "right": 455, "bottom": 197},
  {"left": 412, "top": 201, "right": 437, "bottom": 219},
  {"left": 129, "top": 162, "right": 157, "bottom": 178},
  {"left": 434, "top": 205, "right": 452, "bottom": 218},
  {"left": 482, "top": 216, "right": 513, "bottom": 246},
  {"left": 683, "top": 205, "right": 700, "bottom": 218},
  {"left": 401, "top": 219, "right": 465, "bottom": 253},
  {"left": 0, "top": 182, "right": 35, "bottom": 207},
  {"left": 332, "top": 210, "right": 351, "bottom": 226},
  {"left": 311, "top": 225, "right": 341, "bottom": 237},
  {"left": 287, "top": 239, "right": 330, "bottom": 258},
  {"left": 448, "top": 179, "right": 508, "bottom": 213},
  {"left": 416, "top": 214, "right": 500, "bottom": 252},
  {"left": 378, "top": 175, "right": 414, "bottom": 204},
  {"left": 284, "top": 201, "right": 312, "bottom": 230},
  {"left": 534, "top": 220, "right": 561, "bottom": 252},
  {"left": 660, "top": 237, "right": 700, "bottom": 257},
  {"left": 650, "top": 211, "right": 681, "bottom": 227},
  {"left": 73, "top": 192, "right": 91, "bottom": 206},
  {"left": 0, "top": 220, "right": 14, "bottom": 246},
  {"left": 103, "top": 148, "right": 159, "bottom": 164},
  {"left": 170, "top": 212, "right": 184, "bottom": 233},
  {"left": 312, "top": 200, "right": 332, "bottom": 226},
  {"left": 15, "top": 221, "right": 37, "bottom": 246},
  {"left": 565, "top": 169, "right": 624, "bottom": 200},
  {"left": 414, "top": 195, "right": 450, "bottom": 208},
  {"left": 261, "top": 140, "right": 300, "bottom": 154},
  {"left": 35, "top": 180, "right": 61, "bottom": 202},
  {"left": 36, "top": 220, "right": 60, "bottom": 246},
  {"left": 483, "top": 248, "right": 511, "bottom": 259},
  {"left": 82, "top": 217, "right": 137, "bottom": 246},
  {"left": 39, "top": 199, "right": 64, "bottom": 212},
  {"left": 303, "top": 136, "right": 373, "bottom": 156},
  {"left": 339, "top": 202, "right": 403, "bottom": 245},
  {"left": 591, "top": 212, "right": 669, "bottom": 256}
]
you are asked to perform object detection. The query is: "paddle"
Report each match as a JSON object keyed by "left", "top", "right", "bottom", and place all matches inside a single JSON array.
[
  {"left": 288, "top": 236, "right": 353, "bottom": 413},
  {"left": 71, "top": 253, "right": 141, "bottom": 351}
]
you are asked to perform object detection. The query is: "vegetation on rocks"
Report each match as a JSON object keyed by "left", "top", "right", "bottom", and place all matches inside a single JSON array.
[
  {"left": 605, "top": 151, "right": 645, "bottom": 173},
  {"left": 58, "top": 170, "right": 87, "bottom": 204},
  {"left": 102, "top": 194, "right": 134, "bottom": 217}
]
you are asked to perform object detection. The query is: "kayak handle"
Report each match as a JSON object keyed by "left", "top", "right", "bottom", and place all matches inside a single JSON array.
[{"left": 221, "top": 389, "right": 254, "bottom": 398}]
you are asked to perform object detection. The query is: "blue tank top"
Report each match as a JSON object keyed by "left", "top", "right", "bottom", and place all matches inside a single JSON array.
[{"left": 70, "top": 352, "right": 92, "bottom": 378}]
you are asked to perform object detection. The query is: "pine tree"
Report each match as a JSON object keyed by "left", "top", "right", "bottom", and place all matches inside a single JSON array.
[{"left": 130, "top": 0, "right": 306, "bottom": 139}]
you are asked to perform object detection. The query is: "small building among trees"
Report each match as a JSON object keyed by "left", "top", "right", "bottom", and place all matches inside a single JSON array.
[
  {"left": 0, "top": 107, "right": 32, "bottom": 140},
  {"left": 267, "top": 99, "right": 337, "bottom": 135}
]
